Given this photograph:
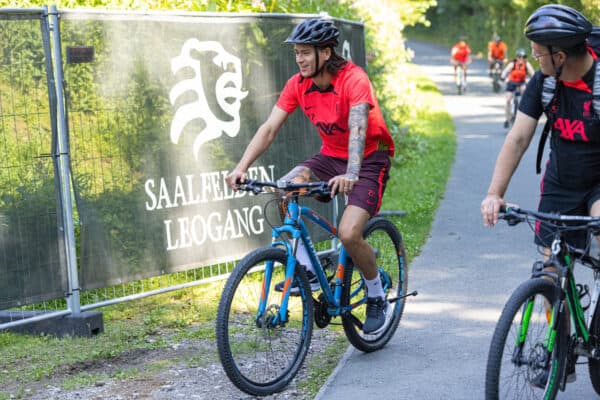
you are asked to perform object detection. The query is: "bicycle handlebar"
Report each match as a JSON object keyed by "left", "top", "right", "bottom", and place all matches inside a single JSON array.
[
  {"left": 236, "top": 179, "right": 332, "bottom": 198},
  {"left": 500, "top": 205, "right": 600, "bottom": 229}
]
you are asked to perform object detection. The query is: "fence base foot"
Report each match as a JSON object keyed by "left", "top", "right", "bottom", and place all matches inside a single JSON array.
[{"left": 0, "top": 310, "right": 104, "bottom": 337}]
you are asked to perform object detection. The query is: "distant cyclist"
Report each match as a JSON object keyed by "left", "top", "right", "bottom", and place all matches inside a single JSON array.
[
  {"left": 487, "top": 34, "right": 508, "bottom": 76},
  {"left": 501, "top": 48, "right": 535, "bottom": 128},
  {"left": 450, "top": 36, "right": 472, "bottom": 89},
  {"left": 225, "top": 18, "right": 395, "bottom": 334}
]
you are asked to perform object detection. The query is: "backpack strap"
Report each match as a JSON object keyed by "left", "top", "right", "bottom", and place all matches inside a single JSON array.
[
  {"left": 536, "top": 119, "right": 551, "bottom": 174},
  {"left": 594, "top": 60, "right": 600, "bottom": 118},
  {"left": 536, "top": 75, "right": 557, "bottom": 174},
  {"left": 541, "top": 75, "right": 556, "bottom": 110}
]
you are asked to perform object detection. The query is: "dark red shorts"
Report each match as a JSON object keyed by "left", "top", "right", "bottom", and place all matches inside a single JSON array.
[{"left": 299, "top": 151, "right": 391, "bottom": 217}]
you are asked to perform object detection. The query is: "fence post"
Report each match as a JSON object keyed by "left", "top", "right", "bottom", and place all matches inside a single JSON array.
[{"left": 48, "top": 5, "right": 81, "bottom": 315}]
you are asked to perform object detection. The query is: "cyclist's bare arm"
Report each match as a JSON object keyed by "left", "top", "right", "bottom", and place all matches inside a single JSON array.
[
  {"left": 500, "top": 62, "right": 514, "bottom": 80},
  {"left": 329, "top": 102, "right": 369, "bottom": 196},
  {"left": 481, "top": 114, "right": 538, "bottom": 226},
  {"left": 226, "top": 105, "right": 289, "bottom": 189}
]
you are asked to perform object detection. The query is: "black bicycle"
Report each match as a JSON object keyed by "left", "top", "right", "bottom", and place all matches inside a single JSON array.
[
  {"left": 509, "top": 88, "right": 522, "bottom": 127},
  {"left": 491, "top": 59, "right": 503, "bottom": 93},
  {"left": 486, "top": 205, "right": 600, "bottom": 399}
]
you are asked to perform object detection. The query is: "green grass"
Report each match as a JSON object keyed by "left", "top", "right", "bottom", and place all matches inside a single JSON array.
[
  {"left": 0, "top": 64, "right": 455, "bottom": 399},
  {"left": 383, "top": 65, "right": 456, "bottom": 263}
]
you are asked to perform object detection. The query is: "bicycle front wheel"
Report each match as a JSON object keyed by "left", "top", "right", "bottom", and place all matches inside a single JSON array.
[
  {"left": 511, "top": 96, "right": 519, "bottom": 125},
  {"left": 216, "top": 247, "right": 314, "bottom": 396},
  {"left": 588, "top": 296, "right": 600, "bottom": 394},
  {"left": 341, "top": 217, "right": 408, "bottom": 352},
  {"left": 485, "top": 278, "right": 568, "bottom": 400}
]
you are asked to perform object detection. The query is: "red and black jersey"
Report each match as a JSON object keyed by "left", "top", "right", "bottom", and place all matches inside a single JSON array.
[
  {"left": 276, "top": 62, "right": 394, "bottom": 159},
  {"left": 520, "top": 61, "right": 600, "bottom": 189}
]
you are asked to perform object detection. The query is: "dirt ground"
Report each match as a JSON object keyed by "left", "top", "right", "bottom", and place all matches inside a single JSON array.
[{"left": 6, "top": 328, "right": 340, "bottom": 400}]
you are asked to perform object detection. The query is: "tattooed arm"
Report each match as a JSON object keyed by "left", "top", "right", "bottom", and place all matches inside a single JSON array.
[
  {"left": 328, "top": 102, "right": 369, "bottom": 196},
  {"left": 347, "top": 102, "right": 369, "bottom": 179}
]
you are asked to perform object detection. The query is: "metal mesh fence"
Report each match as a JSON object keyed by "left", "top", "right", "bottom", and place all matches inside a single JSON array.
[
  {"left": 0, "top": 10, "right": 67, "bottom": 310},
  {"left": 0, "top": 9, "right": 364, "bottom": 326}
]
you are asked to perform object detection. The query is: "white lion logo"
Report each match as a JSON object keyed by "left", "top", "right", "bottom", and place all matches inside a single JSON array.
[{"left": 169, "top": 39, "right": 248, "bottom": 158}]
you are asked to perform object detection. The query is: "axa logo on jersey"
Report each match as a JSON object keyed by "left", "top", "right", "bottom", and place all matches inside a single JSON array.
[{"left": 169, "top": 39, "right": 248, "bottom": 158}]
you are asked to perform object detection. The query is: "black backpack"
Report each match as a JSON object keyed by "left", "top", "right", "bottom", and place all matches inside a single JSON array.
[{"left": 536, "top": 27, "right": 600, "bottom": 174}]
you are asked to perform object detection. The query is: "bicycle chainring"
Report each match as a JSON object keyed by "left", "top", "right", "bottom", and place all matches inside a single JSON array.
[{"left": 314, "top": 293, "right": 332, "bottom": 329}]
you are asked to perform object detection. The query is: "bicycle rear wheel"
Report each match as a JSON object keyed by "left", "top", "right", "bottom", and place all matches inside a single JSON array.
[
  {"left": 485, "top": 278, "right": 568, "bottom": 400},
  {"left": 216, "top": 247, "right": 313, "bottom": 396},
  {"left": 341, "top": 217, "right": 408, "bottom": 352}
]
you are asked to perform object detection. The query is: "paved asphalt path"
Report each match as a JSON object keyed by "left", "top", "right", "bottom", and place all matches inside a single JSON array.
[{"left": 315, "top": 41, "right": 598, "bottom": 399}]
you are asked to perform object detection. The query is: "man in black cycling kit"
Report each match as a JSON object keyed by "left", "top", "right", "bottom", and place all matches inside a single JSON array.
[{"left": 481, "top": 4, "right": 599, "bottom": 386}]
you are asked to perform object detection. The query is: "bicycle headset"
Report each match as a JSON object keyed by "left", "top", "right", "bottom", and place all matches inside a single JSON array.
[{"left": 285, "top": 18, "right": 340, "bottom": 79}]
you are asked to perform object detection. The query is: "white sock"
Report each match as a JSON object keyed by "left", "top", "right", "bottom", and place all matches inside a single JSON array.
[
  {"left": 292, "top": 239, "right": 314, "bottom": 273},
  {"left": 365, "top": 276, "right": 384, "bottom": 299}
]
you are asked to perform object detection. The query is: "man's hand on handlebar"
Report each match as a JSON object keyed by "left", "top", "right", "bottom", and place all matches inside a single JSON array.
[
  {"left": 328, "top": 173, "right": 358, "bottom": 198},
  {"left": 225, "top": 168, "right": 247, "bottom": 190}
]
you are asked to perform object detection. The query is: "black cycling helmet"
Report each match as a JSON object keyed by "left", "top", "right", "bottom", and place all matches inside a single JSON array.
[
  {"left": 516, "top": 48, "right": 527, "bottom": 57},
  {"left": 524, "top": 4, "right": 592, "bottom": 49},
  {"left": 285, "top": 18, "right": 340, "bottom": 47}
]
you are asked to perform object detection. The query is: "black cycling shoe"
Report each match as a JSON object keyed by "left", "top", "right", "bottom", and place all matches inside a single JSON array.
[
  {"left": 274, "top": 269, "right": 320, "bottom": 296},
  {"left": 362, "top": 296, "right": 391, "bottom": 334}
]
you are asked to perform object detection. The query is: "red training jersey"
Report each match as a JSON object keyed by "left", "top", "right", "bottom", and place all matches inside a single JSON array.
[
  {"left": 451, "top": 43, "right": 471, "bottom": 63},
  {"left": 488, "top": 41, "right": 507, "bottom": 60},
  {"left": 276, "top": 62, "right": 394, "bottom": 159}
]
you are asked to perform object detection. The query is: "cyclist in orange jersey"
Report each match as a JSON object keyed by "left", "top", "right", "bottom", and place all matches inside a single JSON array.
[
  {"left": 501, "top": 48, "right": 535, "bottom": 128},
  {"left": 450, "top": 36, "right": 472, "bottom": 88},
  {"left": 488, "top": 34, "right": 508, "bottom": 75}
]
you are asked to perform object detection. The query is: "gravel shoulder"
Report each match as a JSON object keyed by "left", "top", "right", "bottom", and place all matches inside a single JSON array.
[{"left": 6, "top": 327, "right": 342, "bottom": 400}]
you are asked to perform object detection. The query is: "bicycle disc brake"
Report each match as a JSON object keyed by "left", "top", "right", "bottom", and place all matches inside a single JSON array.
[{"left": 527, "top": 343, "right": 549, "bottom": 383}]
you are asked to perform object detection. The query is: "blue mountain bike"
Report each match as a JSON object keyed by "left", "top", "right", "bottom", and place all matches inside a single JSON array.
[{"left": 216, "top": 179, "right": 415, "bottom": 396}]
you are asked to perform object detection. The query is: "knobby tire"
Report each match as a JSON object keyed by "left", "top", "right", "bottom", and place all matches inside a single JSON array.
[
  {"left": 485, "top": 278, "right": 568, "bottom": 400},
  {"left": 216, "top": 247, "right": 313, "bottom": 396},
  {"left": 341, "top": 217, "right": 408, "bottom": 352}
]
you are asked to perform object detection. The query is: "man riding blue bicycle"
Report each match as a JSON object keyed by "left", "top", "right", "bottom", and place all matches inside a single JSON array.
[{"left": 225, "top": 18, "right": 395, "bottom": 334}]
